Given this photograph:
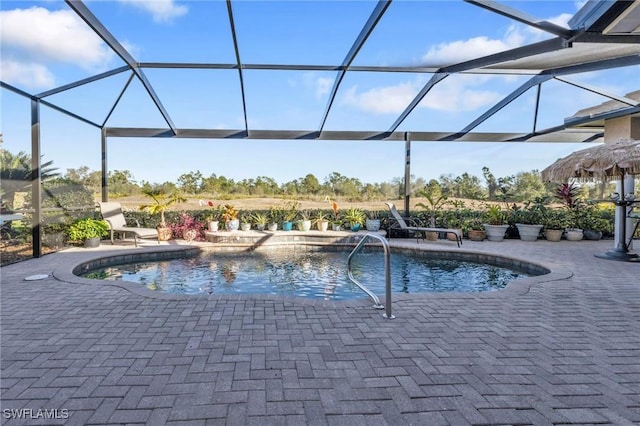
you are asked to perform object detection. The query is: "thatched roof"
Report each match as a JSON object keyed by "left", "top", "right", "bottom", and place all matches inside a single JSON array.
[{"left": 541, "top": 139, "right": 640, "bottom": 182}]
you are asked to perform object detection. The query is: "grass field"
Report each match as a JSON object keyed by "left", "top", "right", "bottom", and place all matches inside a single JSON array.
[{"left": 112, "top": 195, "right": 489, "bottom": 212}]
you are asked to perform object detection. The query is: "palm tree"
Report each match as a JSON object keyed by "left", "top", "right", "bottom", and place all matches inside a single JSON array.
[
  {"left": 139, "top": 188, "right": 186, "bottom": 227},
  {"left": 0, "top": 149, "right": 58, "bottom": 210}
]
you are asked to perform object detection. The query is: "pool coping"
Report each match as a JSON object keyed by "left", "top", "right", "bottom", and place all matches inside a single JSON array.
[{"left": 52, "top": 239, "right": 573, "bottom": 309}]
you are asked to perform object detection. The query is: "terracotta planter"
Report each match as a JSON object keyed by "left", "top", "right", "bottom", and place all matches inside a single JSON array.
[
  {"left": 447, "top": 229, "right": 463, "bottom": 241},
  {"left": 544, "top": 229, "right": 563, "bottom": 242},
  {"left": 425, "top": 231, "right": 439, "bottom": 241},
  {"left": 183, "top": 229, "right": 197, "bottom": 241},
  {"left": 158, "top": 227, "right": 172, "bottom": 241},
  {"left": 467, "top": 230, "right": 486, "bottom": 241}
]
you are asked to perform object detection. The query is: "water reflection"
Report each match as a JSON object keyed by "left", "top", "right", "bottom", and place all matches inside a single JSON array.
[{"left": 82, "top": 251, "right": 529, "bottom": 299}]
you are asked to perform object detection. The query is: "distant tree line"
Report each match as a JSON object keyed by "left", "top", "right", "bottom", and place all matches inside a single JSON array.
[
  {"left": 0, "top": 148, "right": 622, "bottom": 212},
  {"left": 60, "top": 165, "right": 617, "bottom": 203}
]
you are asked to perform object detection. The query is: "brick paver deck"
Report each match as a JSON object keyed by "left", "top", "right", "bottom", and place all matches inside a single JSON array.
[{"left": 1, "top": 238, "right": 638, "bottom": 425}]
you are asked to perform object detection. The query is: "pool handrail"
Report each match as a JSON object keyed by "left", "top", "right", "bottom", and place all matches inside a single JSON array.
[{"left": 347, "top": 232, "right": 395, "bottom": 319}]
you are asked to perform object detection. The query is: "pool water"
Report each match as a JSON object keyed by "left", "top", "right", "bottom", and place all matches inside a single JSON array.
[{"left": 81, "top": 249, "right": 531, "bottom": 300}]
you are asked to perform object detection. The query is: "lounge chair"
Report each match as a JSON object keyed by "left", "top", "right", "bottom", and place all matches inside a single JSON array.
[
  {"left": 385, "top": 202, "right": 462, "bottom": 247},
  {"left": 98, "top": 202, "right": 159, "bottom": 247}
]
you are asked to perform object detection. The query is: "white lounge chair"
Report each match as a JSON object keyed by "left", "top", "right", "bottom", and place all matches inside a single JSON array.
[
  {"left": 385, "top": 202, "right": 462, "bottom": 247},
  {"left": 98, "top": 202, "right": 159, "bottom": 247}
]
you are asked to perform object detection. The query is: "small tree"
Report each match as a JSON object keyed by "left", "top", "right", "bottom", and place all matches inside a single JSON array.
[
  {"left": 416, "top": 186, "right": 449, "bottom": 227},
  {"left": 139, "top": 188, "right": 186, "bottom": 228}
]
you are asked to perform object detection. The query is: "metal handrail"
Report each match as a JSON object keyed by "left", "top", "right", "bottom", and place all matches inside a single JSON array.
[{"left": 347, "top": 232, "right": 395, "bottom": 319}]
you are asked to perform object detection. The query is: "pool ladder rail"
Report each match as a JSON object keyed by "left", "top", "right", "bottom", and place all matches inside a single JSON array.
[{"left": 346, "top": 232, "right": 395, "bottom": 319}]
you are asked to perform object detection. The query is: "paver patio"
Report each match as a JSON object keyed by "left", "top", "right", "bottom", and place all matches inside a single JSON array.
[{"left": 1, "top": 238, "right": 639, "bottom": 425}]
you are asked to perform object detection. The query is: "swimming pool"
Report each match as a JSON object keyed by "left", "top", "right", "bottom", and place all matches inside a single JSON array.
[{"left": 80, "top": 247, "right": 537, "bottom": 300}]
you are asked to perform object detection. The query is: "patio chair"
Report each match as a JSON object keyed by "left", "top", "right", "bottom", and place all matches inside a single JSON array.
[
  {"left": 385, "top": 202, "right": 462, "bottom": 247},
  {"left": 98, "top": 202, "right": 159, "bottom": 247}
]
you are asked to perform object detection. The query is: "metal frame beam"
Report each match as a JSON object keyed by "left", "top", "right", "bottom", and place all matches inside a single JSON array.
[
  {"left": 65, "top": 0, "right": 176, "bottom": 134},
  {"left": 226, "top": 0, "right": 249, "bottom": 133},
  {"left": 387, "top": 37, "right": 570, "bottom": 133},
  {"left": 318, "top": 0, "right": 392, "bottom": 132},
  {"left": 36, "top": 66, "right": 130, "bottom": 98},
  {"left": 103, "top": 127, "right": 606, "bottom": 143},
  {"left": 30, "top": 99, "right": 42, "bottom": 258},
  {"left": 465, "top": 0, "right": 575, "bottom": 38},
  {"left": 138, "top": 62, "right": 548, "bottom": 75},
  {"left": 553, "top": 76, "right": 639, "bottom": 106}
]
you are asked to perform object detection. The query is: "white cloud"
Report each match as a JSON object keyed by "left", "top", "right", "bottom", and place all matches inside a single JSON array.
[
  {"left": 344, "top": 9, "right": 575, "bottom": 116},
  {"left": 0, "top": 7, "right": 114, "bottom": 69},
  {"left": 341, "top": 81, "right": 420, "bottom": 114},
  {"left": 341, "top": 74, "right": 503, "bottom": 115},
  {"left": 315, "top": 77, "right": 333, "bottom": 99},
  {"left": 119, "top": 0, "right": 187, "bottom": 23},
  {"left": 421, "top": 25, "right": 527, "bottom": 66},
  {"left": 0, "top": 60, "right": 55, "bottom": 89},
  {"left": 420, "top": 76, "right": 502, "bottom": 112}
]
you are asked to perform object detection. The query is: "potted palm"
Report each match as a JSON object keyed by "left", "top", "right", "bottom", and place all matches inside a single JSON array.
[
  {"left": 66, "top": 217, "right": 109, "bottom": 248},
  {"left": 139, "top": 188, "right": 186, "bottom": 241},
  {"left": 416, "top": 190, "right": 449, "bottom": 241}
]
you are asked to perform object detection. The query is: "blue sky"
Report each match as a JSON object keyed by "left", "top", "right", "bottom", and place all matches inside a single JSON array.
[{"left": 1, "top": 0, "right": 638, "bottom": 186}]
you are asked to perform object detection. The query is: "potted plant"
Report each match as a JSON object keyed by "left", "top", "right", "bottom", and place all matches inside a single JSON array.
[
  {"left": 542, "top": 208, "right": 567, "bottom": 242},
  {"left": 297, "top": 210, "right": 312, "bottom": 231},
  {"left": 139, "top": 188, "right": 186, "bottom": 241},
  {"left": 365, "top": 210, "right": 381, "bottom": 231},
  {"left": 344, "top": 207, "right": 365, "bottom": 232},
  {"left": 330, "top": 201, "right": 341, "bottom": 231},
  {"left": 281, "top": 200, "right": 299, "bottom": 231},
  {"left": 200, "top": 200, "right": 221, "bottom": 232},
  {"left": 576, "top": 202, "right": 609, "bottom": 240},
  {"left": 416, "top": 189, "right": 449, "bottom": 240},
  {"left": 464, "top": 216, "right": 486, "bottom": 241},
  {"left": 515, "top": 197, "right": 546, "bottom": 242},
  {"left": 66, "top": 217, "right": 109, "bottom": 248},
  {"left": 267, "top": 206, "right": 280, "bottom": 231},
  {"left": 482, "top": 204, "right": 509, "bottom": 241},
  {"left": 238, "top": 211, "right": 252, "bottom": 231},
  {"left": 554, "top": 182, "right": 583, "bottom": 241},
  {"left": 221, "top": 204, "right": 240, "bottom": 231},
  {"left": 251, "top": 212, "right": 269, "bottom": 231},
  {"left": 313, "top": 210, "right": 329, "bottom": 231}
]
